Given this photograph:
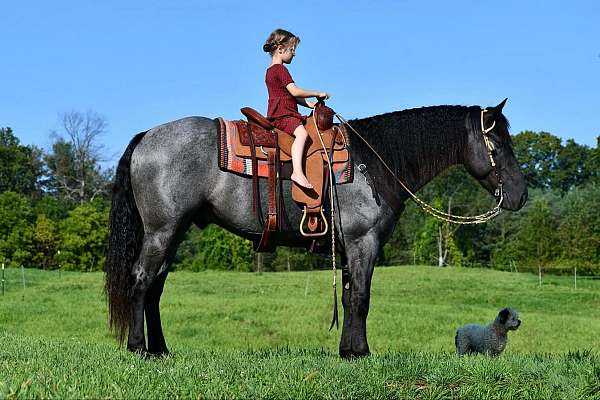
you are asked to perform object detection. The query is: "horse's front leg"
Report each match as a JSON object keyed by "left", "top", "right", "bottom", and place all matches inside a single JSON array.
[{"left": 339, "top": 234, "right": 379, "bottom": 358}]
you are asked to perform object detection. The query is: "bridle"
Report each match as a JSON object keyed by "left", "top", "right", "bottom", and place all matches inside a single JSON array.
[
  {"left": 480, "top": 108, "right": 504, "bottom": 200},
  {"left": 335, "top": 108, "right": 505, "bottom": 225}
]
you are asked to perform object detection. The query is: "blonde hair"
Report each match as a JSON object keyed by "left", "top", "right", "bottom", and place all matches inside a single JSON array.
[{"left": 263, "top": 29, "right": 300, "bottom": 55}]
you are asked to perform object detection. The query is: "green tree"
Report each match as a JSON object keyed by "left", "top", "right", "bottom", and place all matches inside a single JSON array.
[
  {"left": 382, "top": 201, "right": 423, "bottom": 266},
  {"left": 556, "top": 184, "right": 600, "bottom": 273},
  {"left": 32, "top": 214, "right": 59, "bottom": 269},
  {"left": 589, "top": 135, "right": 600, "bottom": 184},
  {"left": 0, "top": 127, "right": 44, "bottom": 197},
  {"left": 271, "top": 247, "right": 329, "bottom": 271},
  {"left": 512, "top": 193, "right": 561, "bottom": 271},
  {"left": 173, "top": 225, "right": 254, "bottom": 272},
  {"left": 553, "top": 139, "right": 593, "bottom": 192},
  {"left": 44, "top": 111, "right": 113, "bottom": 205},
  {"left": 33, "top": 196, "right": 70, "bottom": 221},
  {"left": 412, "top": 198, "right": 442, "bottom": 266},
  {"left": 0, "top": 191, "right": 35, "bottom": 267},
  {"left": 512, "top": 131, "right": 562, "bottom": 189},
  {"left": 57, "top": 201, "right": 109, "bottom": 271},
  {"left": 485, "top": 202, "right": 525, "bottom": 270}
]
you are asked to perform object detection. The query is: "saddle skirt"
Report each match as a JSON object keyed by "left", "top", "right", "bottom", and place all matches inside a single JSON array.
[{"left": 217, "top": 117, "right": 353, "bottom": 185}]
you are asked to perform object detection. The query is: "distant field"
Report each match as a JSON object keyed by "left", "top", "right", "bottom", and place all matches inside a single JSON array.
[{"left": 1, "top": 266, "right": 600, "bottom": 398}]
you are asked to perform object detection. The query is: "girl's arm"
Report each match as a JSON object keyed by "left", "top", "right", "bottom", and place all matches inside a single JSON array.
[
  {"left": 286, "top": 83, "right": 328, "bottom": 100},
  {"left": 295, "top": 97, "right": 316, "bottom": 109}
]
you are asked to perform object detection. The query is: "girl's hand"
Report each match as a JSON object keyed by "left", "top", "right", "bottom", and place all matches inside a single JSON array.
[{"left": 317, "top": 92, "right": 330, "bottom": 100}]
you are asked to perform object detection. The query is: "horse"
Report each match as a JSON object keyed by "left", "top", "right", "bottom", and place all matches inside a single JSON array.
[{"left": 104, "top": 98, "right": 527, "bottom": 358}]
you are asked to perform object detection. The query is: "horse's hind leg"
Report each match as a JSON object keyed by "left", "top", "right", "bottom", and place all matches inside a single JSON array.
[
  {"left": 127, "top": 229, "right": 176, "bottom": 353},
  {"left": 145, "top": 270, "right": 169, "bottom": 356}
]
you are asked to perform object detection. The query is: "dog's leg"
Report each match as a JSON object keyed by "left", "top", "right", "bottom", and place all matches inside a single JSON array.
[{"left": 455, "top": 330, "right": 470, "bottom": 356}]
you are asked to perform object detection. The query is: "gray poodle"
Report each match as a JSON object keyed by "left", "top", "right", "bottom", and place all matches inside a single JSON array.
[{"left": 455, "top": 308, "right": 521, "bottom": 356}]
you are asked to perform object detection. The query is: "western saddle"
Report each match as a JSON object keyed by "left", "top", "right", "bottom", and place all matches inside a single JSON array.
[{"left": 235, "top": 102, "right": 350, "bottom": 252}]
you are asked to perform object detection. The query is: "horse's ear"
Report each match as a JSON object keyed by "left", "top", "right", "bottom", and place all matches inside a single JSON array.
[{"left": 492, "top": 98, "right": 508, "bottom": 113}]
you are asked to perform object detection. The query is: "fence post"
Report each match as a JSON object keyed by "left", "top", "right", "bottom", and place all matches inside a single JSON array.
[
  {"left": 304, "top": 274, "right": 310, "bottom": 297},
  {"left": 511, "top": 260, "right": 518, "bottom": 273},
  {"left": 574, "top": 266, "right": 577, "bottom": 289},
  {"left": 1, "top": 263, "right": 4, "bottom": 296},
  {"left": 21, "top": 265, "right": 26, "bottom": 300},
  {"left": 538, "top": 265, "right": 542, "bottom": 288},
  {"left": 256, "top": 253, "right": 263, "bottom": 275}
]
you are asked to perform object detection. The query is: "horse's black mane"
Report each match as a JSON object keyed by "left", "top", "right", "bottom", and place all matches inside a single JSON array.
[{"left": 347, "top": 105, "right": 510, "bottom": 187}]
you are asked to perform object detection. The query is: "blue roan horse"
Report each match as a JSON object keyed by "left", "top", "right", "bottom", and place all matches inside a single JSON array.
[{"left": 105, "top": 99, "right": 527, "bottom": 358}]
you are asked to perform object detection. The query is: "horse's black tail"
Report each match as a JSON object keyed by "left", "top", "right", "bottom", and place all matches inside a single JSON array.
[{"left": 104, "top": 131, "right": 147, "bottom": 344}]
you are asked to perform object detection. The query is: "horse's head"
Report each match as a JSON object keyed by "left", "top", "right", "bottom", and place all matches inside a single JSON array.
[{"left": 463, "top": 99, "right": 528, "bottom": 211}]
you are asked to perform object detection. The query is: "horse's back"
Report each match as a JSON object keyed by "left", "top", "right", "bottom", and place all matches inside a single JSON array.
[
  {"left": 129, "top": 116, "right": 220, "bottom": 225},
  {"left": 138, "top": 116, "right": 217, "bottom": 151}
]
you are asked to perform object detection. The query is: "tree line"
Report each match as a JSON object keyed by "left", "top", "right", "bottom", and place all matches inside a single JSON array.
[{"left": 1, "top": 114, "right": 599, "bottom": 274}]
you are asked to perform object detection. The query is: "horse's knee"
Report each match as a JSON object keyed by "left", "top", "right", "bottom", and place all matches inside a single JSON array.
[{"left": 351, "top": 292, "right": 371, "bottom": 317}]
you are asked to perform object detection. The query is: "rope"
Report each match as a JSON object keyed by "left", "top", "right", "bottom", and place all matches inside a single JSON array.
[
  {"left": 334, "top": 110, "right": 504, "bottom": 225},
  {"left": 312, "top": 105, "right": 339, "bottom": 330}
]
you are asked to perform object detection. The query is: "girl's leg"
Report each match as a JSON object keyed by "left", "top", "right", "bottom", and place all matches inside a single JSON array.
[{"left": 291, "top": 125, "right": 313, "bottom": 189}]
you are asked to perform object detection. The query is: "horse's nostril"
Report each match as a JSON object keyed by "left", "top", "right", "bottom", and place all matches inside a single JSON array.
[{"left": 519, "top": 192, "right": 528, "bottom": 207}]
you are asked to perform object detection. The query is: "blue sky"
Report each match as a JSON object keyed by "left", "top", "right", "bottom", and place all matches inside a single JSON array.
[{"left": 2, "top": 1, "right": 599, "bottom": 165}]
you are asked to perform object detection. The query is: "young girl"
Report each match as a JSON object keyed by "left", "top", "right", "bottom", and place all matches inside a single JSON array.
[{"left": 263, "top": 29, "right": 330, "bottom": 189}]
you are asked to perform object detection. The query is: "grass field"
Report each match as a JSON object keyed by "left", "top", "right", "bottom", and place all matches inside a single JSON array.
[{"left": 1, "top": 266, "right": 600, "bottom": 399}]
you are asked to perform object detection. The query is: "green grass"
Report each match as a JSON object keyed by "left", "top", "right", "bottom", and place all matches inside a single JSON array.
[{"left": 1, "top": 266, "right": 600, "bottom": 398}]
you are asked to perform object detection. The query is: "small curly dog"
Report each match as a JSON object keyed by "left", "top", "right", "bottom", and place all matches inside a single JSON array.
[{"left": 455, "top": 308, "right": 521, "bottom": 356}]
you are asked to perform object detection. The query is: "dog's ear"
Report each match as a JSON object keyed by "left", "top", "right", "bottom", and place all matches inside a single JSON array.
[{"left": 498, "top": 308, "right": 510, "bottom": 324}]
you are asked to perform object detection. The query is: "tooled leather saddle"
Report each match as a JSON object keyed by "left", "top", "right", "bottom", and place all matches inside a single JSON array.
[{"left": 218, "top": 102, "right": 351, "bottom": 252}]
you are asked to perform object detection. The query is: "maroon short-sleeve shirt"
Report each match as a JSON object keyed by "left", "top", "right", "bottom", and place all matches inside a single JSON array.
[{"left": 265, "top": 64, "right": 304, "bottom": 134}]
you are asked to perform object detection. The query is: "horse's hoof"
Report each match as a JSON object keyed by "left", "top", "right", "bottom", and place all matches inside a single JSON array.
[
  {"left": 127, "top": 345, "right": 148, "bottom": 355},
  {"left": 339, "top": 348, "right": 370, "bottom": 360},
  {"left": 148, "top": 349, "right": 171, "bottom": 359},
  {"left": 339, "top": 348, "right": 352, "bottom": 359}
]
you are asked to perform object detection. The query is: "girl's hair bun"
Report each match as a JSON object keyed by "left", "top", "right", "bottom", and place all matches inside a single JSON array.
[{"left": 263, "top": 29, "right": 300, "bottom": 55}]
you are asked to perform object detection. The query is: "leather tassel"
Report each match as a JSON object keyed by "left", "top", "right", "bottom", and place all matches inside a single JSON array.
[{"left": 329, "top": 283, "right": 339, "bottom": 331}]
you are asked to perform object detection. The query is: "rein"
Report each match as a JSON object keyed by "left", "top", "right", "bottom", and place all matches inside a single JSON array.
[
  {"left": 335, "top": 109, "right": 504, "bottom": 225},
  {"left": 312, "top": 104, "right": 340, "bottom": 330}
]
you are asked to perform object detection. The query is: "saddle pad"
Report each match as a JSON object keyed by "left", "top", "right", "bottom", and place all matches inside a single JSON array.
[{"left": 217, "top": 117, "right": 353, "bottom": 184}]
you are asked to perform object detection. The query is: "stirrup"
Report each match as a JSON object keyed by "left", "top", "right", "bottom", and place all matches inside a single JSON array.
[{"left": 300, "top": 207, "right": 328, "bottom": 237}]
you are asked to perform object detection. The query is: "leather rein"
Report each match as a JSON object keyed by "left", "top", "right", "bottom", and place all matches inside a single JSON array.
[{"left": 335, "top": 108, "right": 505, "bottom": 225}]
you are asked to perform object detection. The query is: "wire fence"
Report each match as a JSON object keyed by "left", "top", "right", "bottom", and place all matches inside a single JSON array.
[
  {"left": 1, "top": 261, "right": 599, "bottom": 297},
  {"left": 1, "top": 263, "right": 64, "bottom": 297},
  {"left": 378, "top": 259, "right": 600, "bottom": 290}
]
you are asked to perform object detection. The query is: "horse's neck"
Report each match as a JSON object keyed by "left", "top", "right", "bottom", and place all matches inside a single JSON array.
[
  {"left": 405, "top": 132, "right": 466, "bottom": 193},
  {"left": 353, "top": 107, "right": 469, "bottom": 203},
  {"left": 412, "top": 150, "right": 462, "bottom": 192}
]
